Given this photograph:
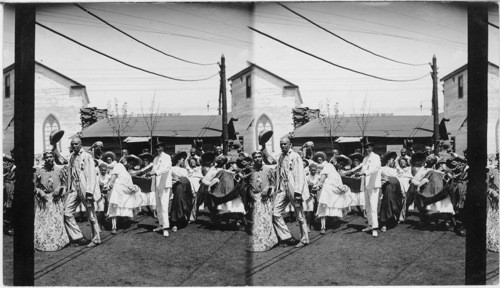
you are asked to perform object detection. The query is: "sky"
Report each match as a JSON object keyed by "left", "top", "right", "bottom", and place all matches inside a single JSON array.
[{"left": 2, "top": 2, "right": 499, "bottom": 116}]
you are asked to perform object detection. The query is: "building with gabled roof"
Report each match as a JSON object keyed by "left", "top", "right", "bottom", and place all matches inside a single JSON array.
[
  {"left": 228, "top": 62, "right": 303, "bottom": 153},
  {"left": 3, "top": 61, "right": 89, "bottom": 155},
  {"left": 441, "top": 62, "right": 499, "bottom": 154}
]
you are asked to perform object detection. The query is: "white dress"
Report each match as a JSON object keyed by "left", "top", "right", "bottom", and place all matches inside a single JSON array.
[
  {"left": 137, "top": 164, "right": 156, "bottom": 207},
  {"left": 316, "top": 163, "right": 353, "bottom": 218},
  {"left": 107, "top": 163, "right": 143, "bottom": 218}
]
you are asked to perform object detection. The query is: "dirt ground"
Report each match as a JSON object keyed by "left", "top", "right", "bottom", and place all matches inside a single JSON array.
[{"left": 3, "top": 212, "right": 499, "bottom": 286}]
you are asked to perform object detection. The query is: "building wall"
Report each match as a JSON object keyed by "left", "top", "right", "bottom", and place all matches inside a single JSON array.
[
  {"left": 443, "top": 64, "right": 499, "bottom": 154},
  {"left": 230, "top": 67, "right": 300, "bottom": 154},
  {"left": 3, "top": 64, "right": 88, "bottom": 155}
]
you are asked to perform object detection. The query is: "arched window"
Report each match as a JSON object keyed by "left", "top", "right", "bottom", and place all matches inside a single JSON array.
[
  {"left": 43, "top": 114, "right": 61, "bottom": 152},
  {"left": 256, "top": 114, "right": 274, "bottom": 152}
]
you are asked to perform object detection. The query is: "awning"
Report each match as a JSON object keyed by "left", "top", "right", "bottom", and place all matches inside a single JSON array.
[
  {"left": 124, "top": 137, "right": 151, "bottom": 143},
  {"left": 335, "top": 136, "right": 362, "bottom": 143}
]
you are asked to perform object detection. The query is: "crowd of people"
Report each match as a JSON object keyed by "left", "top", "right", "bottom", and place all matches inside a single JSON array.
[{"left": 3, "top": 135, "right": 499, "bottom": 253}]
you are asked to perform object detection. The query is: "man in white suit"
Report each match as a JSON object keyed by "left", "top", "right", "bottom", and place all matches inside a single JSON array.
[
  {"left": 147, "top": 142, "right": 172, "bottom": 237},
  {"left": 356, "top": 142, "right": 382, "bottom": 237},
  {"left": 273, "top": 137, "right": 310, "bottom": 248}
]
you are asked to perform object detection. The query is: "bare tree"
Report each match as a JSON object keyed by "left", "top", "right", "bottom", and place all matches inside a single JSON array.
[
  {"left": 353, "top": 93, "right": 374, "bottom": 153},
  {"left": 107, "top": 98, "right": 137, "bottom": 151},
  {"left": 318, "top": 99, "right": 349, "bottom": 150},
  {"left": 141, "top": 94, "right": 162, "bottom": 153}
]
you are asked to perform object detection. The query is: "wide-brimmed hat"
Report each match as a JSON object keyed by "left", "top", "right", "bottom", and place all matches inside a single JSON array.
[
  {"left": 239, "top": 152, "right": 252, "bottom": 162},
  {"left": 349, "top": 153, "right": 364, "bottom": 163},
  {"left": 225, "top": 158, "right": 237, "bottom": 169},
  {"left": 382, "top": 151, "right": 398, "bottom": 165},
  {"left": 362, "top": 141, "right": 375, "bottom": 148},
  {"left": 452, "top": 155, "right": 467, "bottom": 163},
  {"left": 411, "top": 152, "right": 426, "bottom": 165},
  {"left": 258, "top": 130, "right": 273, "bottom": 146},
  {"left": 3, "top": 154, "right": 14, "bottom": 163},
  {"left": 124, "top": 154, "right": 142, "bottom": 167},
  {"left": 313, "top": 151, "right": 327, "bottom": 163},
  {"left": 138, "top": 152, "right": 154, "bottom": 163},
  {"left": 154, "top": 142, "right": 165, "bottom": 148},
  {"left": 441, "top": 140, "right": 452, "bottom": 150},
  {"left": 334, "top": 154, "right": 352, "bottom": 167},
  {"left": 215, "top": 155, "right": 229, "bottom": 166},
  {"left": 172, "top": 151, "right": 188, "bottom": 166},
  {"left": 49, "top": 129, "right": 65, "bottom": 145},
  {"left": 302, "top": 141, "right": 315, "bottom": 148},
  {"left": 102, "top": 151, "right": 117, "bottom": 162},
  {"left": 303, "top": 158, "right": 310, "bottom": 168},
  {"left": 201, "top": 152, "right": 216, "bottom": 164},
  {"left": 91, "top": 141, "right": 103, "bottom": 148},
  {"left": 445, "top": 159, "right": 457, "bottom": 169},
  {"left": 425, "top": 155, "right": 438, "bottom": 167}
]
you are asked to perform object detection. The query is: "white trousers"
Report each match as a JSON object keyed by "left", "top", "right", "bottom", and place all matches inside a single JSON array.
[
  {"left": 64, "top": 190, "right": 101, "bottom": 244},
  {"left": 364, "top": 187, "right": 380, "bottom": 229},
  {"left": 273, "top": 190, "right": 309, "bottom": 244},
  {"left": 155, "top": 188, "right": 171, "bottom": 229}
]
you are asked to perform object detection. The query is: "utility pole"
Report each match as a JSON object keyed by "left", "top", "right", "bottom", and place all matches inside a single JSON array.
[
  {"left": 430, "top": 55, "right": 439, "bottom": 156},
  {"left": 220, "top": 55, "right": 228, "bottom": 155},
  {"left": 465, "top": 3, "right": 488, "bottom": 284},
  {"left": 13, "top": 4, "right": 36, "bottom": 286}
]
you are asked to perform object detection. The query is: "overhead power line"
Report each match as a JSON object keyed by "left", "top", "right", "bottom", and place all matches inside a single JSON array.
[
  {"left": 36, "top": 21, "right": 219, "bottom": 82},
  {"left": 489, "top": 22, "right": 499, "bottom": 29},
  {"left": 249, "top": 26, "right": 429, "bottom": 82},
  {"left": 74, "top": 4, "right": 218, "bottom": 66},
  {"left": 278, "top": 3, "right": 428, "bottom": 67}
]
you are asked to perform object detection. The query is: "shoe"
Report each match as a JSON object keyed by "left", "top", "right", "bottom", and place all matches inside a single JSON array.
[
  {"left": 372, "top": 230, "right": 378, "bottom": 237},
  {"left": 320, "top": 229, "right": 326, "bottom": 235},
  {"left": 282, "top": 237, "right": 299, "bottom": 246},
  {"left": 153, "top": 226, "right": 163, "bottom": 232},
  {"left": 295, "top": 242, "right": 308, "bottom": 248},
  {"left": 362, "top": 227, "right": 372, "bottom": 232},
  {"left": 172, "top": 226, "right": 177, "bottom": 232},
  {"left": 111, "top": 229, "right": 117, "bottom": 235},
  {"left": 86, "top": 242, "right": 100, "bottom": 248},
  {"left": 381, "top": 226, "right": 387, "bottom": 232},
  {"left": 454, "top": 227, "right": 466, "bottom": 236},
  {"left": 163, "top": 230, "right": 169, "bottom": 237},
  {"left": 72, "top": 238, "right": 91, "bottom": 246}
]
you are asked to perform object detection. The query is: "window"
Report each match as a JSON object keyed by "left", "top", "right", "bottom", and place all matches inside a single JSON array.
[
  {"left": 458, "top": 75, "right": 463, "bottom": 99},
  {"left": 5, "top": 75, "right": 11, "bottom": 98},
  {"left": 43, "top": 114, "right": 61, "bottom": 152},
  {"left": 245, "top": 75, "right": 251, "bottom": 98}
]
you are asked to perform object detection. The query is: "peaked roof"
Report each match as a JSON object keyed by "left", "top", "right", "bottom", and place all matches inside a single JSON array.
[
  {"left": 228, "top": 62, "right": 298, "bottom": 87},
  {"left": 80, "top": 114, "right": 232, "bottom": 138},
  {"left": 3, "top": 61, "right": 85, "bottom": 87},
  {"left": 441, "top": 62, "right": 499, "bottom": 82},
  {"left": 291, "top": 115, "right": 435, "bottom": 139}
]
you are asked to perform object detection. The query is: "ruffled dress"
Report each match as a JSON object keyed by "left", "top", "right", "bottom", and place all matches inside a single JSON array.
[
  {"left": 316, "top": 163, "right": 353, "bottom": 218},
  {"left": 107, "top": 163, "right": 143, "bottom": 218}
]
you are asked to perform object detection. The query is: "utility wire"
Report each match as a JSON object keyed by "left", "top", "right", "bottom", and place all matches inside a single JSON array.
[
  {"left": 249, "top": 26, "right": 429, "bottom": 82},
  {"left": 278, "top": 3, "right": 428, "bottom": 67},
  {"left": 36, "top": 22, "right": 219, "bottom": 82},
  {"left": 489, "top": 22, "right": 499, "bottom": 29},
  {"left": 75, "top": 4, "right": 218, "bottom": 66}
]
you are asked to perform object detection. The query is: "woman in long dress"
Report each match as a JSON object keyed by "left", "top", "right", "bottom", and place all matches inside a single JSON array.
[
  {"left": 378, "top": 152, "right": 403, "bottom": 232},
  {"left": 170, "top": 152, "right": 194, "bottom": 232},
  {"left": 105, "top": 155, "right": 143, "bottom": 234},
  {"left": 314, "top": 158, "right": 353, "bottom": 235},
  {"left": 34, "top": 151, "right": 70, "bottom": 251},
  {"left": 187, "top": 157, "right": 203, "bottom": 222},
  {"left": 247, "top": 151, "right": 278, "bottom": 252}
]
